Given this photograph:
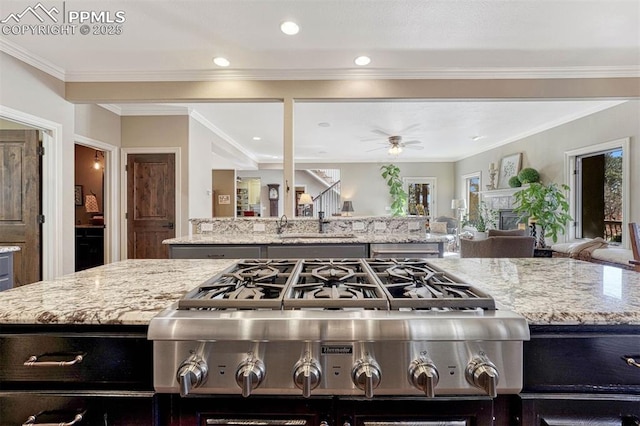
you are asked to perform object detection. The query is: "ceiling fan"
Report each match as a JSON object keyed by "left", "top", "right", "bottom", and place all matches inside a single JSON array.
[{"left": 366, "top": 135, "right": 424, "bottom": 155}]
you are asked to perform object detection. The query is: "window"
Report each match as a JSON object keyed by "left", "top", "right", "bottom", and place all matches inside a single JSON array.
[
  {"left": 565, "top": 138, "right": 630, "bottom": 246},
  {"left": 404, "top": 177, "right": 437, "bottom": 218},
  {"left": 461, "top": 172, "right": 481, "bottom": 223}
]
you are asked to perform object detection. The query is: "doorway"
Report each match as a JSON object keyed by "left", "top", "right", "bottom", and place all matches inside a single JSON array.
[{"left": 74, "top": 144, "right": 106, "bottom": 271}]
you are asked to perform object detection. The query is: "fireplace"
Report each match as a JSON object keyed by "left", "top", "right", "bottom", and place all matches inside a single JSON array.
[{"left": 499, "top": 210, "right": 520, "bottom": 230}]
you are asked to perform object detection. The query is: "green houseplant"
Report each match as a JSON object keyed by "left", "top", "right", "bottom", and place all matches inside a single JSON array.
[
  {"left": 380, "top": 164, "right": 407, "bottom": 216},
  {"left": 512, "top": 182, "right": 572, "bottom": 248}
]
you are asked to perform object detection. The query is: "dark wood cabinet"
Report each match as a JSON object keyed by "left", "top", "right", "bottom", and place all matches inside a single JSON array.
[
  {"left": 75, "top": 226, "right": 104, "bottom": 271},
  {"left": 0, "top": 325, "right": 155, "bottom": 424},
  {"left": 520, "top": 325, "right": 640, "bottom": 425}
]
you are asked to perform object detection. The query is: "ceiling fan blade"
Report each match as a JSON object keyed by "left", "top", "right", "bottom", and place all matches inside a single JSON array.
[
  {"left": 360, "top": 137, "right": 382, "bottom": 142},
  {"left": 366, "top": 146, "right": 387, "bottom": 152},
  {"left": 403, "top": 140, "right": 422, "bottom": 145},
  {"left": 398, "top": 123, "right": 421, "bottom": 134},
  {"left": 371, "top": 128, "right": 392, "bottom": 137},
  {"left": 405, "top": 145, "right": 425, "bottom": 150}
]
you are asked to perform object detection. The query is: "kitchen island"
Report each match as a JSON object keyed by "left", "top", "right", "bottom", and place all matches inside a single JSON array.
[{"left": 0, "top": 258, "right": 638, "bottom": 424}]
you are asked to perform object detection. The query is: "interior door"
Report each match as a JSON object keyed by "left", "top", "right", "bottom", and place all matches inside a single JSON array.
[
  {"left": 126, "top": 153, "right": 175, "bottom": 259},
  {"left": 0, "top": 129, "right": 41, "bottom": 286}
]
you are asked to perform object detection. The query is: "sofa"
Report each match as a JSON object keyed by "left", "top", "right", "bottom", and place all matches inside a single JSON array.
[
  {"left": 551, "top": 238, "right": 634, "bottom": 270},
  {"left": 460, "top": 236, "right": 535, "bottom": 258}
]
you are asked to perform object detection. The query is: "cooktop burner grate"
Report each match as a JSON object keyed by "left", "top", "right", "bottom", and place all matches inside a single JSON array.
[
  {"left": 283, "top": 259, "right": 389, "bottom": 310},
  {"left": 178, "top": 260, "right": 297, "bottom": 310},
  {"left": 365, "top": 258, "right": 496, "bottom": 310},
  {"left": 176, "top": 259, "right": 495, "bottom": 311}
]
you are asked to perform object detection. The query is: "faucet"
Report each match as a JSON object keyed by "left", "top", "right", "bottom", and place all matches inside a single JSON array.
[
  {"left": 276, "top": 215, "right": 288, "bottom": 234},
  {"left": 318, "top": 211, "right": 330, "bottom": 233}
]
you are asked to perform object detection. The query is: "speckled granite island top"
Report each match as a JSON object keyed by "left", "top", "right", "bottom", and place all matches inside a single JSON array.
[
  {"left": 0, "top": 258, "right": 638, "bottom": 327},
  {"left": 163, "top": 233, "right": 450, "bottom": 245},
  {"left": 0, "top": 246, "right": 21, "bottom": 253},
  {"left": 0, "top": 259, "right": 237, "bottom": 326},
  {"left": 428, "top": 258, "right": 640, "bottom": 326}
]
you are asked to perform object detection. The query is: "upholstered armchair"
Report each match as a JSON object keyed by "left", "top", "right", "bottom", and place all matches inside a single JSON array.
[
  {"left": 460, "top": 236, "right": 535, "bottom": 258},
  {"left": 487, "top": 229, "right": 527, "bottom": 237}
]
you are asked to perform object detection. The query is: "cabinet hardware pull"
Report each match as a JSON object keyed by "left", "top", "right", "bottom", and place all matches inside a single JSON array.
[
  {"left": 22, "top": 411, "right": 85, "bottom": 425},
  {"left": 622, "top": 355, "right": 640, "bottom": 368},
  {"left": 23, "top": 354, "right": 83, "bottom": 367}
]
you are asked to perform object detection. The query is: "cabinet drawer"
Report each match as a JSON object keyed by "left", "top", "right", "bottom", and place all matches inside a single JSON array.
[
  {"left": 0, "top": 391, "right": 155, "bottom": 425},
  {"left": 170, "top": 245, "right": 264, "bottom": 259},
  {"left": 0, "top": 333, "right": 152, "bottom": 389},
  {"left": 524, "top": 334, "right": 640, "bottom": 391},
  {"left": 268, "top": 244, "right": 368, "bottom": 259}
]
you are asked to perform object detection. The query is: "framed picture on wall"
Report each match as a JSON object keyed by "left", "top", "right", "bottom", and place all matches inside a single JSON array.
[
  {"left": 75, "top": 185, "right": 83, "bottom": 206},
  {"left": 498, "top": 153, "right": 522, "bottom": 189}
]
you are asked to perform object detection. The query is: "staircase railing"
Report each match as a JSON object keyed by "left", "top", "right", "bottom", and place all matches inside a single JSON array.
[{"left": 312, "top": 180, "right": 341, "bottom": 217}]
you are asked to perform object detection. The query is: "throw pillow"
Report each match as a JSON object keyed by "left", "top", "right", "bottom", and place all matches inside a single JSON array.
[{"left": 430, "top": 221, "right": 448, "bottom": 234}]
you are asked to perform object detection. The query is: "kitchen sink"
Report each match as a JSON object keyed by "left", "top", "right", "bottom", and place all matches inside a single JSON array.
[{"left": 277, "top": 233, "right": 357, "bottom": 239}]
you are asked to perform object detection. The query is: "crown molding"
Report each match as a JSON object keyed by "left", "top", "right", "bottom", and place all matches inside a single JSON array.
[
  {"left": 97, "top": 104, "right": 122, "bottom": 115},
  {"left": 1, "top": 40, "right": 638, "bottom": 82},
  {"left": 65, "top": 66, "right": 640, "bottom": 82},
  {"left": 189, "top": 110, "right": 259, "bottom": 165},
  {"left": 0, "top": 38, "right": 65, "bottom": 81},
  {"left": 117, "top": 104, "right": 190, "bottom": 116}
]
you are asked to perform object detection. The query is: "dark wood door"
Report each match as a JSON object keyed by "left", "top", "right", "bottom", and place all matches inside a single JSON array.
[
  {"left": 0, "top": 130, "right": 41, "bottom": 286},
  {"left": 126, "top": 153, "right": 175, "bottom": 259}
]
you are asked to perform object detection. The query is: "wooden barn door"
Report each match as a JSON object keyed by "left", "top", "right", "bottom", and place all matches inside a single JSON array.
[
  {"left": 0, "top": 130, "right": 41, "bottom": 286},
  {"left": 126, "top": 153, "right": 175, "bottom": 259}
]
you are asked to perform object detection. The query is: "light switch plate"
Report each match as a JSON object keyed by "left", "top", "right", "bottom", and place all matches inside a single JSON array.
[
  {"left": 201, "top": 223, "right": 213, "bottom": 232},
  {"left": 253, "top": 223, "right": 266, "bottom": 232},
  {"left": 352, "top": 222, "right": 365, "bottom": 231},
  {"left": 374, "top": 222, "right": 387, "bottom": 231}
]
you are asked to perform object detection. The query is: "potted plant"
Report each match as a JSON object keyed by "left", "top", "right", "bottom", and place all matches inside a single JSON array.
[
  {"left": 380, "top": 164, "right": 407, "bottom": 216},
  {"left": 512, "top": 182, "right": 572, "bottom": 248},
  {"left": 472, "top": 201, "right": 497, "bottom": 239}
]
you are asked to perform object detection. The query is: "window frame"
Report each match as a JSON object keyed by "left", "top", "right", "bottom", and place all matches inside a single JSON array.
[
  {"left": 564, "top": 137, "right": 630, "bottom": 247},
  {"left": 403, "top": 177, "right": 437, "bottom": 219},
  {"left": 461, "top": 171, "right": 482, "bottom": 222}
]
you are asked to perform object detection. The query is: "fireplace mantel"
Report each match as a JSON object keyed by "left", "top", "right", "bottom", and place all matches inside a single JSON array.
[{"left": 480, "top": 185, "right": 529, "bottom": 211}]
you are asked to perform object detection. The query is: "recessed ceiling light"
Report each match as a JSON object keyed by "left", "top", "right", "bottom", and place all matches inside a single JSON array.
[
  {"left": 318, "top": 122, "right": 330, "bottom": 127},
  {"left": 213, "top": 57, "right": 230, "bottom": 67},
  {"left": 252, "top": 136, "right": 262, "bottom": 141},
  {"left": 354, "top": 56, "right": 371, "bottom": 66},
  {"left": 280, "top": 21, "right": 299, "bottom": 35},
  {"left": 471, "top": 135, "right": 485, "bottom": 141}
]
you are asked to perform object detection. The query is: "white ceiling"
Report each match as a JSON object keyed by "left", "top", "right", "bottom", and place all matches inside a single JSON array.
[{"left": 1, "top": 0, "right": 638, "bottom": 164}]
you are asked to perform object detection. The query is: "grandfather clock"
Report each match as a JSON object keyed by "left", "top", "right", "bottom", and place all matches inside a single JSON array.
[{"left": 267, "top": 184, "right": 279, "bottom": 217}]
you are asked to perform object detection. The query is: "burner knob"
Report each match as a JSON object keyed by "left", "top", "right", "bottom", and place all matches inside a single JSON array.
[
  {"left": 351, "top": 358, "right": 381, "bottom": 398},
  {"left": 236, "top": 357, "right": 265, "bottom": 397},
  {"left": 407, "top": 357, "right": 439, "bottom": 397},
  {"left": 293, "top": 358, "right": 322, "bottom": 398},
  {"left": 465, "top": 355, "right": 499, "bottom": 398},
  {"left": 176, "top": 354, "right": 208, "bottom": 397}
]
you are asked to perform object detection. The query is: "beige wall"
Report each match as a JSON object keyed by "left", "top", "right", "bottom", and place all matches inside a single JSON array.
[
  {"left": 74, "top": 104, "right": 121, "bottom": 147},
  {"left": 455, "top": 100, "right": 639, "bottom": 241},
  {"left": 212, "top": 170, "right": 235, "bottom": 217},
  {"left": 121, "top": 115, "right": 190, "bottom": 232}
]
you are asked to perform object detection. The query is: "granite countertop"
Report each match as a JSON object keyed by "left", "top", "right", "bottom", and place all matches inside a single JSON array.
[
  {"left": 428, "top": 258, "right": 640, "bottom": 326},
  {"left": 163, "top": 233, "right": 452, "bottom": 245},
  {"left": 0, "top": 259, "right": 236, "bottom": 325},
  {"left": 0, "top": 258, "right": 637, "bottom": 327},
  {"left": 0, "top": 246, "right": 21, "bottom": 253}
]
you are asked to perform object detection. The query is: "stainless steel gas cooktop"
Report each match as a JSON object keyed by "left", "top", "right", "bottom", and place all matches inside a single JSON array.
[{"left": 149, "top": 258, "right": 529, "bottom": 399}]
